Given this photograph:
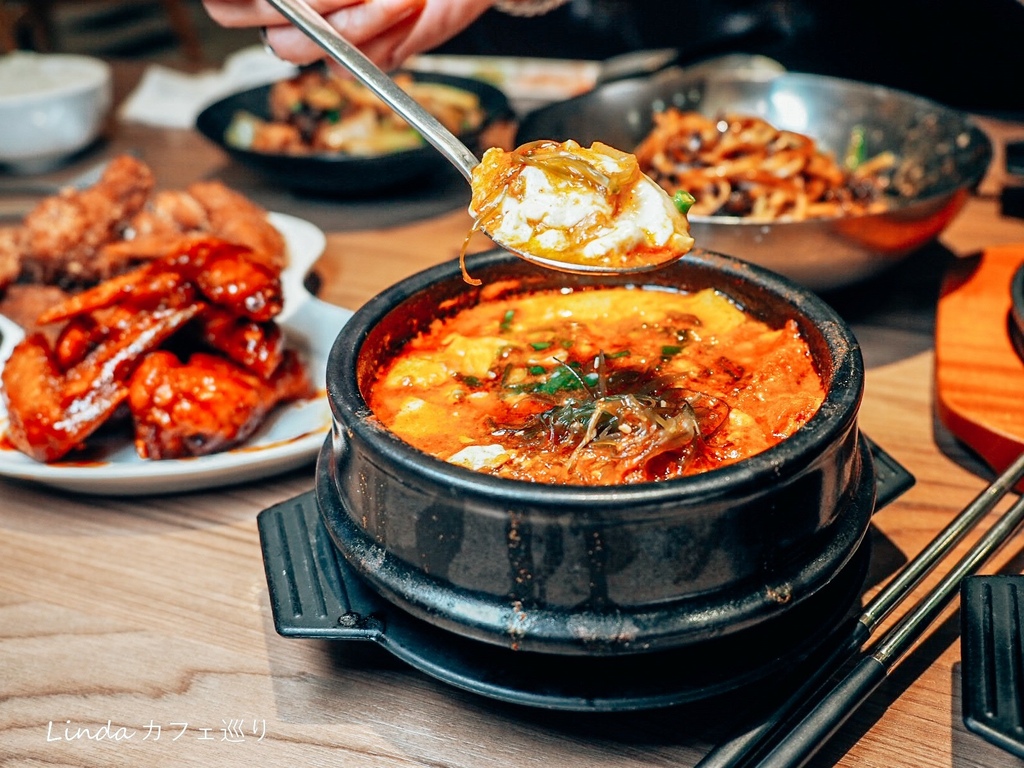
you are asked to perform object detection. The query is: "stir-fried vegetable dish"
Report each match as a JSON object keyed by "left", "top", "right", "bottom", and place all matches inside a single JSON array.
[
  {"left": 368, "top": 284, "right": 825, "bottom": 485},
  {"left": 225, "top": 69, "right": 486, "bottom": 157}
]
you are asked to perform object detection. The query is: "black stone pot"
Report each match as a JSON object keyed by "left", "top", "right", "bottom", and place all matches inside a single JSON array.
[{"left": 317, "top": 248, "right": 870, "bottom": 656}]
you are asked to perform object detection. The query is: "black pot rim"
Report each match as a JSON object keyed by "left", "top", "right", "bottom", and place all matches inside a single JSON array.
[{"left": 326, "top": 248, "right": 864, "bottom": 511}]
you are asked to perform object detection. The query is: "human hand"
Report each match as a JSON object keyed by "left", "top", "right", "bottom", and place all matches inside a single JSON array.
[{"left": 201, "top": 0, "right": 495, "bottom": 71}]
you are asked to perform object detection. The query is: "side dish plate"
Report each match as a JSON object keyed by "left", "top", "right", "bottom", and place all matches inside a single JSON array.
[
  {"left": 0, "top": 213, "right": 352, "bottom": 495},
  {"left": 195, "top": 70, "right": 513, "bottom": 196}
]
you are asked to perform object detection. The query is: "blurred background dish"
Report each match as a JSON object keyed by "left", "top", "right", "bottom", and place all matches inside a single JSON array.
[
  {"left": 195, "top": 69, "right": 513, "bottom": 196},
  {"left": 517, "top": 68, "right": 992, "bottom": 292},
  {"left": 0, "top": 51, "right": 112, "bottom": 173}
]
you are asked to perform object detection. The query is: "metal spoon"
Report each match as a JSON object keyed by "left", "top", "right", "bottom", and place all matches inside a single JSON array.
[{"left": 263, "top": 0, "right": 687, "bottom": 275}]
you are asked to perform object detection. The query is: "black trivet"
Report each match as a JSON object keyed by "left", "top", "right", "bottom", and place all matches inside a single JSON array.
[{"left": 257, "top": 438, "right": 913, "bottom": 712}]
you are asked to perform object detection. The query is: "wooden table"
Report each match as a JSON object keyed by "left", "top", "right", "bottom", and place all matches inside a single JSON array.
[{"left": 3, "top": 61, "right": 1024, "bottom": 768}]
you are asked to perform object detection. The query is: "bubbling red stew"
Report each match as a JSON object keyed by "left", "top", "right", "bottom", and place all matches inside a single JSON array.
[{"left": 367, "top": 285, "right": 825, "bottom": 486}]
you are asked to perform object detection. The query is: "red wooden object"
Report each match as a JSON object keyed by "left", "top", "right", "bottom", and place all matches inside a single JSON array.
[{"left": 935, "top": 244, "right": 1024, "bottom": 482}]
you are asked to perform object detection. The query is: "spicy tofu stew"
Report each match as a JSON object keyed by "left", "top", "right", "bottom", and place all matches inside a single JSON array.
[{"left": 367, "top": 284, "right": 825, "bottom": 486}]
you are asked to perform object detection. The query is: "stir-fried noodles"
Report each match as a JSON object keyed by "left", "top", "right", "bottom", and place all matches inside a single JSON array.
[{"left": 634, "top": 109, "right": 896, "bottom": 221}]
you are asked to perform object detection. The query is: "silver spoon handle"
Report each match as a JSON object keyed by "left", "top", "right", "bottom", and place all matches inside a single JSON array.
[{"left": 264, "top": 0, "right": 480, "bottom": 180}]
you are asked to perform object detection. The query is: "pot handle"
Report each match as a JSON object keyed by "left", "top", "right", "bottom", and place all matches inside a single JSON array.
[{"left": 257, "top": 490, "right": 386, "bottom": 641}]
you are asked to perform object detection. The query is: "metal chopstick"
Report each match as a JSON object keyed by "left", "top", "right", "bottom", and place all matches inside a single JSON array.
[
  {"left": 696, "top": 451, "right": 1024, "bottom": 768},
  {"left": 751, "top": 466, "right": 1024, "bottom": 768}
]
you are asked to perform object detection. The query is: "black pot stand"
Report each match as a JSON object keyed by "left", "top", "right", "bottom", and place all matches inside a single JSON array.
[{"left": 256, "top": 437, "right": 913, "bottom": 712}]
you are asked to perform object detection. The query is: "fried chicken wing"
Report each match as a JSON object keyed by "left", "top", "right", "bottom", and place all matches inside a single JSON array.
[
  {"left": 196, "top": 305, "right": 284, "bottom": 378},
  {"left": 3, "top": 155, "right": 289, "bottom": 292},
  {"left": 37, "top": 267, "right": 195, "bottom": 325},
  {"left": 187, "top": 181, "right": 287, "bottom": 270},
  {"left": 132, "top": 189, "right": 210, "bottom": 237},
  {"left": 20, "top": 155, "right": 155, "bottom": 285},
  {"left": 0, "top": 284, "right": 71, "bottom": 344},
  {"left": 1, "top": 305, "right": 201, "bottom": 462},
  {"left": 96, "top": 189, "right": 213, "bottom": 273},
  {"left": 52, "top": 308, "right": 128, "bottom": 369},
  {"left": 0, "top": 226, "right": 27, "bottom": 291},
  {"left": 169, "top": 237, "right": 283, "bottom": 321},
  {"left": 39, "top": 237, "right": 281, "bottom": 325},
  {"left": 1, "top": 333, "right": 125, "bottom": 462},
  {"left": 128, "top": 349, "right": 313, "bottom": 459}
]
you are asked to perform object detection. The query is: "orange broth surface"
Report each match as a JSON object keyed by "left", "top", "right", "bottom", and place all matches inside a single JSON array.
[{"left": 367, "top": 285, "right": 825, "bottom": 486}]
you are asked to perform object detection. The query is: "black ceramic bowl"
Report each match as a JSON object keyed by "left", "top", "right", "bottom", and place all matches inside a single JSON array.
[
  {"left": 195, "top": 70, "right": 512, "bottom": 196},
  {"left": 317, "top": 249, "right": 871, "bottom": 656}
]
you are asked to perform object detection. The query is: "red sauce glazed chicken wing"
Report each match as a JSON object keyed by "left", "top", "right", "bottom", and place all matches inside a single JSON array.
[{"left": 1, "top": 236, "right": 312, "bottom": 463}]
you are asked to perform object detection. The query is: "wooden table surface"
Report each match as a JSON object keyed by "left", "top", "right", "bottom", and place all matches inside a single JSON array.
[{"left": 3, "top": 60, "right": 1024, "bottom": 768}]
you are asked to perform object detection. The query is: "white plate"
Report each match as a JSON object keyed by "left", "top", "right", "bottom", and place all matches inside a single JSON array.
[{"left": 0, "top": 212, "right": 353, "bottom": 495}]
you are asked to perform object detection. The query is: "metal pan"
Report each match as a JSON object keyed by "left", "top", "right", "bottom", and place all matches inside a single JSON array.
[{"left": 517, "top": 68, "right": 992, "bottom": 292}]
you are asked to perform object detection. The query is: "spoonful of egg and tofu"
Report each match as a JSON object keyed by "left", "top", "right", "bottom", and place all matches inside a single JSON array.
[{"left": 469, "top": 139, "right": 696, "bottom": 274}]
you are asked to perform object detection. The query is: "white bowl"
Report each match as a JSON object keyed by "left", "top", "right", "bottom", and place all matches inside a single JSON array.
[{"left": 0, "top": 52, "right": 113, "bottom": 172}]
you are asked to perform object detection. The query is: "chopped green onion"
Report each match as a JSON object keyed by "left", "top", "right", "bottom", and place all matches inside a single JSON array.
[
  {"left": 844, "top": 126, "right": 867, "bottom": 171},
  {"left": 661, "top": 345, "right": 684, "bottom": 356},
  {"left": 534, "top": 363, "right": 585, "bottom": 395},
  {"left": 499, "top": 309, "right": 515, "bottom": 332},
  {"left": 673, "top": 190, "right": 696, "bottom": 214},
  {"left": 528, "top": 365, "right": 546, "bottom": 375},
  {"left": 530, "top": 341, "right": 553, "bottom": 350}
]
